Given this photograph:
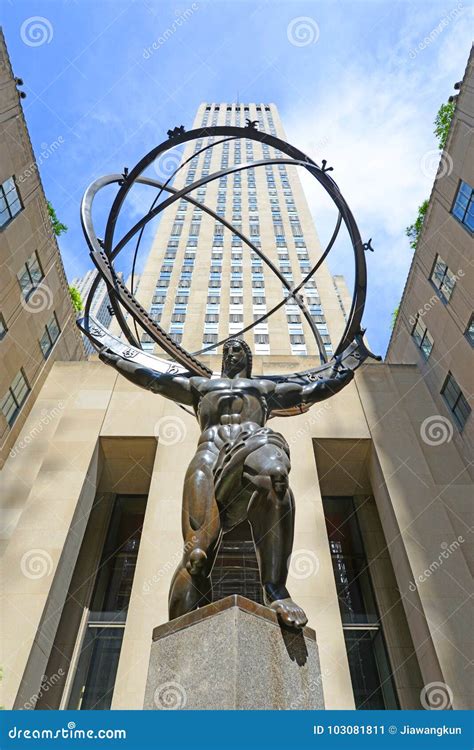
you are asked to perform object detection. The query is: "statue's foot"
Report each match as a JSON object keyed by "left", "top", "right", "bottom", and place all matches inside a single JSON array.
[
  {"left": 185, "top": 548, "right": 207, "bottom": 575},
  {"left": 269, "top": 598, "right": 308, "bottom": 629}
]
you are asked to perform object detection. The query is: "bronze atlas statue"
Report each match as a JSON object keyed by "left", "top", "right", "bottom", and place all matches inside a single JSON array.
[{"left": 78, "top": 122, "right": 379, "bottom": 629}]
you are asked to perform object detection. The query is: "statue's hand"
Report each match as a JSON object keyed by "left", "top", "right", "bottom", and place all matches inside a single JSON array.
[{"left": 99, "top": 347, "right": 121, "bottom": 366}]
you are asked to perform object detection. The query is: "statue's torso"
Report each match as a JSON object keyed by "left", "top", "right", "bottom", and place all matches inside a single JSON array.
[{"left": 192, "top": 377, "right": 274, "bottom": 432}]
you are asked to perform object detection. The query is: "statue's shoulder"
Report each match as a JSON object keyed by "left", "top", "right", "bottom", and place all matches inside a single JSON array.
[{"left": 191, "top": 376, "right": 228, "bottom": 392}]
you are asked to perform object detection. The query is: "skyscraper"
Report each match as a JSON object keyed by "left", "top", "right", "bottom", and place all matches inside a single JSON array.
[{"left": 136, "top": 103, "right": 350, "bottom": 365}]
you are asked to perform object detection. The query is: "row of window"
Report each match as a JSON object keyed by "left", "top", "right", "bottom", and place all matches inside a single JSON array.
[
  {"left": 411, "top": 314, "right": 471, "bottom": 429},
  {"left": 0, "top": 311, "right": 62, "bottom": 429}
]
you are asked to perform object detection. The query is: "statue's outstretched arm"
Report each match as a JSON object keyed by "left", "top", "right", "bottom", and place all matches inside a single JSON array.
[
  {"left": 270, "top": 362, "right": 354, "bottom": 411},
  {"left": 98, "top": 348, "right": 196, "bottom": 406}
]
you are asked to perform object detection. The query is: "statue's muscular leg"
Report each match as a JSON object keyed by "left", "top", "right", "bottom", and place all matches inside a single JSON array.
[
  {"left": 168, "top": 448, "right": 221, "bottom": 620},
  {"left": 245, "top": 445, "right": 308, "bottom": 628}
]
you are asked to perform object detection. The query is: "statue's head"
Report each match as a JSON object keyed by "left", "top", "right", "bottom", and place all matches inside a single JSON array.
[{"left": 221, "top": 338, "right": 252, "bottom": 378}]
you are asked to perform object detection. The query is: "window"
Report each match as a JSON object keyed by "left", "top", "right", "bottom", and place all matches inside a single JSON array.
[
  {"left": 430, "top": 255, "right": 456, "bottom": 302},
  {"left": 466, "top": 314, "right": 474, "bottom": 346},
  {"left": 203, "top": 333, "right": 218, "bottom": 344},
  {"left": 254, "top": 334, "right": 269, "bottom": 344},
  {"left": 0, "top": 313, "right": 7, "bottom": 340},
  {"left": 452, "top": 180, "right": 474, "bottom": 231},
  {"left": 290, "top": 334, "right": 305, "bottom": 345},
  {"left": 39, "top": 312, "right": 61, "bottom": 359},
  {"left": 441, "top": 372, "right": 471, "bottom": 430},
  {"left": 1, "top": 369, "right": 30, "bottom": 427},
  {"left": 17, "top": 251, "right": 44, "bottom": 298},
  {"left": 66, "top": 495, "right": 146, "bottom": 710},
  {"left": 323, "top": 496, "right": 398, "bottom": 710},
  {"left": 411, "top": 316, "right": 433, "bottom": 360},
  {"left": 0, "top": 176, "right": 22, "bottom": 227}
]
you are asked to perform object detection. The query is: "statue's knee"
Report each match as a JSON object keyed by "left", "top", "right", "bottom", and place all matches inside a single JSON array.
[{"left": 184, "top": 546, "right": 208, "bottom": 576}]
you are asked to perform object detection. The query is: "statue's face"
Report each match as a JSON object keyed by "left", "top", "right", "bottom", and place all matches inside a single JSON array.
[{"left": 223, "top": 341, "right": 247, "bottom": 377}]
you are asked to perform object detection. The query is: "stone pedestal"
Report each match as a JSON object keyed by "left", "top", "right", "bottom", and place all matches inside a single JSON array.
[{"left": 144, "top": 595, "right": 325, "bottom": 710}]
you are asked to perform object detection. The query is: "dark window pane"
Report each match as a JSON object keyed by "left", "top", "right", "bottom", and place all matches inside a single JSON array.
[
  {"left": 344, "top": 630, "right": 398, "bottom": 709},
  {"left": 69, "top": 627, "right": 124, "bottom": 710}
]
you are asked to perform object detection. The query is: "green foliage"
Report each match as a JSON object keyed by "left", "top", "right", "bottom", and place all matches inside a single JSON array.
[
  {"left": 405, "top": 101, "right": 455, "bottom": 251},
  {"left": 391, "top": 306, "right": 399, "bottom": 330},
  {"left": 69, "top": 285, "right": 83, "bottom": 313},
  {"left": 47, "top": 200, "right": 68, "bottom": 236},
  {"left": 434, "top": 100, "right": 455, "bottom": 151},
  {"left": 406, "top": 199, "right": 429, "bottom": 251}
]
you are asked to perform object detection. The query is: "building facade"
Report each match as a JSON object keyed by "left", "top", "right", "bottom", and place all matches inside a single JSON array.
[
  {"left": 386, "top": 47, "right": 473, "bottom": 476},
  {"left": 0, "top": 30, "right": 84, "bottom": 470},
  {"left": 0, "top": 101, "right": 472, "bottom": 713}
]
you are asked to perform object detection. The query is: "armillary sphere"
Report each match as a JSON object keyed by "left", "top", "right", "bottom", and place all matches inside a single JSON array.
[{"left": 77, "top": 123, "right": 380, "bottom": 417}]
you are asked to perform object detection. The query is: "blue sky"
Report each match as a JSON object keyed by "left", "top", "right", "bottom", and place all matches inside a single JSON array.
[{"left": 3, "top": 0, "right": 472, "bottom": 355}]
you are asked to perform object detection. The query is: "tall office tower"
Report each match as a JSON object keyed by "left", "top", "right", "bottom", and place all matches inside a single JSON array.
[
  {"left": 387, "top": 47, "right": 473, "bottom": 476},
  {"left": 136, "top": 103, "right": 350, "bottom": 367},
  {"left": 71, "top": 270, "right": 122, "bottom": 355},
  {"left": 0, "top": 30, "right": 84, "bottom": 469}
]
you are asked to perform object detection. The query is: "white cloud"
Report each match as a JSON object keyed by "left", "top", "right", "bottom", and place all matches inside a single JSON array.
[{"left": 281, "top": 12, "right": 472, "bottom": 352}]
